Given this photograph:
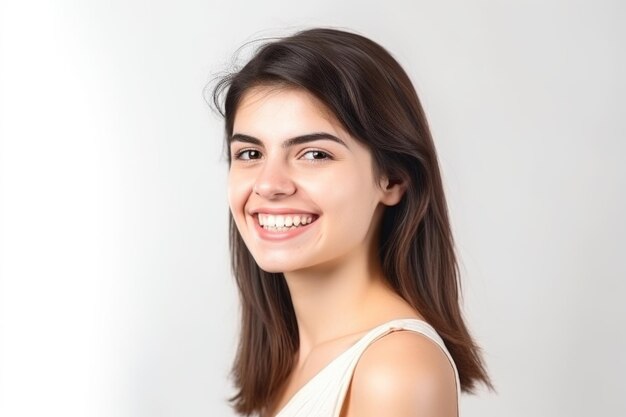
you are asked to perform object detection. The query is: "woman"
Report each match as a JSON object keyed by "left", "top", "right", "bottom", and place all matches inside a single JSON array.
[{"left": 209, "top": 27, "right": 494, "bottom": 417}]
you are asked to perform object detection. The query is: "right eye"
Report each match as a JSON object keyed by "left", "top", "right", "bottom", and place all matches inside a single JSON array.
[{"left": 233, "top": 149, "right": 262, "bottom": 160}]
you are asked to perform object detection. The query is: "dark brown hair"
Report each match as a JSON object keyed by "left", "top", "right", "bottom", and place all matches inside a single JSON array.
[{"left": 208, "top": 27, "right": 495, "bottom": 416}]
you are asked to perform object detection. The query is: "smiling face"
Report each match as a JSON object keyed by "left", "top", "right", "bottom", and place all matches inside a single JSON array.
[{"left": 227, "top": 85, "right": 404, "bottom": 274}]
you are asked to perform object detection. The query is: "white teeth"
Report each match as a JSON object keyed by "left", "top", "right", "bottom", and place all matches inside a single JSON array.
[{"left": 257, "top": 213, "right": 315, "bottom": 229}]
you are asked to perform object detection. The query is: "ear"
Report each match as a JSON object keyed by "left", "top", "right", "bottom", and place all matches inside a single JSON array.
[{"left": 379, "top": 176, "right": 407, "bottom": 206}]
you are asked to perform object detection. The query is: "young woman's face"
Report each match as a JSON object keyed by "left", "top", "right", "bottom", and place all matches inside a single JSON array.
[{"left": 228, "top": 85, "right": 400, "bottom": 274}]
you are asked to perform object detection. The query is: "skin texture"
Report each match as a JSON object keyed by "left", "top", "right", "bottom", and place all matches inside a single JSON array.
[{"left": 228, "top": 85, "right": 457, "bottom": 417}]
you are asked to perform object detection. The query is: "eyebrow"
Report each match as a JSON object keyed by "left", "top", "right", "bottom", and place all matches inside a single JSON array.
[{"left": 229, "top": 132, "right": 348, "bottom": 149}]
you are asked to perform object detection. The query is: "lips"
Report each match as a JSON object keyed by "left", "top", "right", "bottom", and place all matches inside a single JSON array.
[{"left": 251, "top": 212, "right": 319, "bottom": 241}]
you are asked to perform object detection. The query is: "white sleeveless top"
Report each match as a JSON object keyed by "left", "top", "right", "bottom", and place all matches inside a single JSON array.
[{"left": 274, "top": 318, "right": 461, "bottom": 417}]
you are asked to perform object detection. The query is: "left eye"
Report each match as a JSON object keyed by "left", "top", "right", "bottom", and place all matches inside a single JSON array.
[{"left": 301, "top": 150, "right": 330, "bottom": 160}]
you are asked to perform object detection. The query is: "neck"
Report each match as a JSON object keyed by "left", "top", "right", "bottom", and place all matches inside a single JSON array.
[{"left": 282, "top": 244, "right": 404, "bottom": 362}]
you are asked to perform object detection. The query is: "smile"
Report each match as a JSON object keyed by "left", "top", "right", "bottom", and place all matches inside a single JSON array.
[{"left": 253, "top": 213, "right": 320, "bottom": 240}]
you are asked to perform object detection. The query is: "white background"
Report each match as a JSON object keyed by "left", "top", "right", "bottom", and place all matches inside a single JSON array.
[{"left": 1, "top": 1, "right": 624, "bottom": 416}]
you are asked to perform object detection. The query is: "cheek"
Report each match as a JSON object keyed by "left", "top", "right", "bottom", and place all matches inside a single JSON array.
[
  {"left": 227, "top": 171, "right": 252, "bottom": 216},
  {"left": 333, "top": 192, "right": 376, "bottom": 230},
  {"left": 316, "top": 173, "right": 379, "bottom": 232}
]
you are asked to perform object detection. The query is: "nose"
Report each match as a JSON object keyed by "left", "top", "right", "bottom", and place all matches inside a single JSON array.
[{"left": 253, "top": 158, "right": 296, "bottom": 199}]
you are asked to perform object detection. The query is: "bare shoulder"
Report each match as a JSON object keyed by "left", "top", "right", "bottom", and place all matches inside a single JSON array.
[{"left": 341, "top": 330, "right": 458, "bottom": 417}]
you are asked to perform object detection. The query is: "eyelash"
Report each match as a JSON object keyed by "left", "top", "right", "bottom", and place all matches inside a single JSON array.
[{"left": 232, "top": 149, "right": 333, "bottom": 163}]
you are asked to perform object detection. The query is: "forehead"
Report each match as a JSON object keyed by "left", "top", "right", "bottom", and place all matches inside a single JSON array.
[{"left": 233, "top": 85, "right": 346, "bottom": 138}]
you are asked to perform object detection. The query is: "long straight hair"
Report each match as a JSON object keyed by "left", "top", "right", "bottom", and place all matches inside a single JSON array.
[{"left": 209, "top": 27, "right": 495, "bottom": 416}]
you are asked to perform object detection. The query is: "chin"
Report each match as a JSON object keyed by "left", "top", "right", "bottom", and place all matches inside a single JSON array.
[
  {"left": 257, "top": 265, "right": 285, "bottom": 274},
  {"left": 253, "top": 256, "right": 309, "bottom": 274},
  {"left": 255, "top": 261, "right": 294, "bottom": 274}
]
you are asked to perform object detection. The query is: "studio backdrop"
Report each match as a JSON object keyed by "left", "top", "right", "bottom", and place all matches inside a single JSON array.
[{"left": 1, "top": 1, "right": 624, "bottom": 416}]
